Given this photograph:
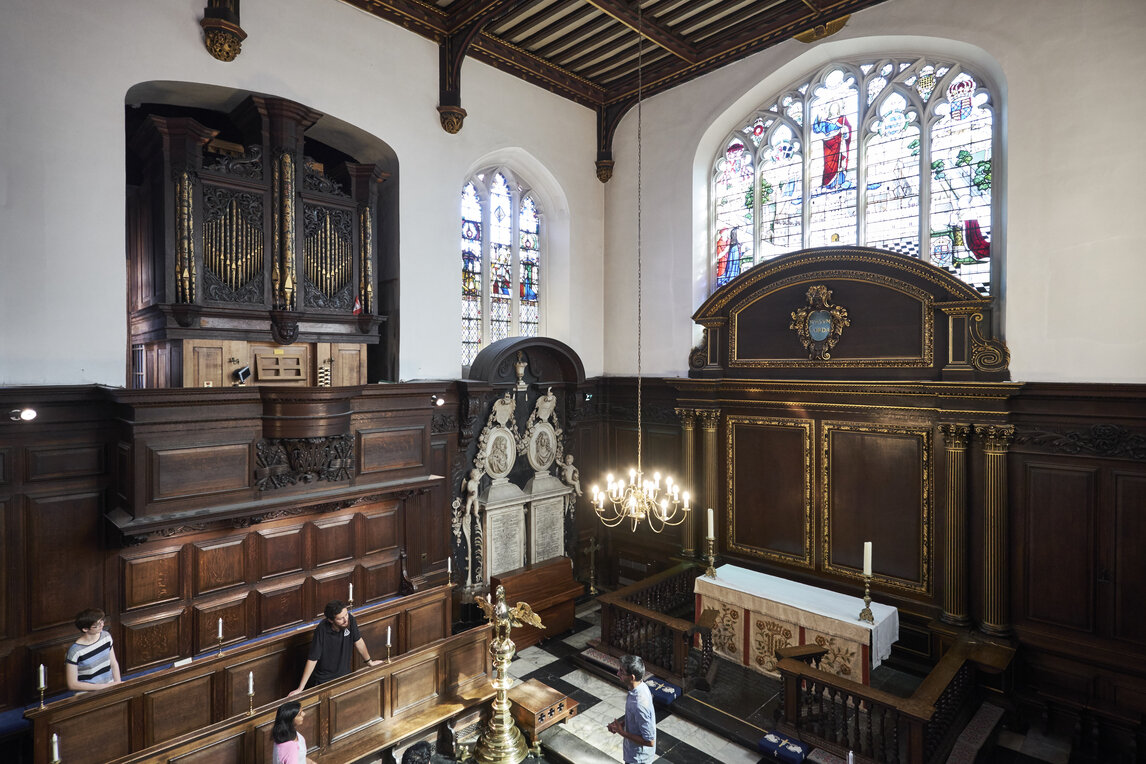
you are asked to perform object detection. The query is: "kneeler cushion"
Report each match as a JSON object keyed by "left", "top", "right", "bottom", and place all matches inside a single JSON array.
[
  {"left": 642, "top": 676, "right": 682, "bottom": 705},
  {"left": 758, "top": 731, "right": 808, "bottom": 762}
]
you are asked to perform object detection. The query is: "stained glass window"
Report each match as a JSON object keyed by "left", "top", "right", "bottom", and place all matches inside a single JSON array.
[
  {"left": 712, "top": 57, "right": 995, "bottom": 295},
  {"left": 459, "top": 168, "right": 543, "bottom": 367}
]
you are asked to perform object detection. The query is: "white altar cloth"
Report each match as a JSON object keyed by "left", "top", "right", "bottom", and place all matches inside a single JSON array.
[{"left": 695, "top": 564, "right": 899, "bottom": 682}]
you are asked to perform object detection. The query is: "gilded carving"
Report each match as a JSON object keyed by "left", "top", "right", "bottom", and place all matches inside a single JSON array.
[
  {"left": 938, "top": 423, "right": 972, "bottom": 449},
  {"left": 175, "top": 171, "right": 197, "bottom": 303},
  {"left": 795, "top": 15, "right": 850, "bottom": 43},
  {"left": 697, "top": 409, "right": 721, "bottom": 431},
  {"left": 1013, "top": 424, "right": 1146, "bottom": 460},
  {"left": 975, "top": 424, "right": 1015, "bottom": 452},
  {"left": 595, "top": 159, "right": 614, "bottom": 184},
  {"left": 688, "top": 327, "right": 708, "bottom": 370},
  {"left": 790, "top": 285, "right": 850, "bottom": 360},
  {"left": 280, "top": 151, "right": 296, "bottom": 309},
  {"left": 361, "top": 206, "right": 375, "bottom": 314},
  {"left": 437, "top": 105, "right": 467, "bottom": 134},
  {"left": 204, "top": 27, "right": 243, "bottom": 62},
  {"left": 969, "top": 313, "right": 1010, "bottom": 372}
]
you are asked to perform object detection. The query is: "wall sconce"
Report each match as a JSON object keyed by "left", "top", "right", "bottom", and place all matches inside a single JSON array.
[
  {"left": 201, "top": 0, "right": 246, "bottom": 62},
  {"left": 8, "top": 408, "right": 37, "bottom": 422},
  {"left": 431, "top": 395, "right": 446, "bottom": 407}
]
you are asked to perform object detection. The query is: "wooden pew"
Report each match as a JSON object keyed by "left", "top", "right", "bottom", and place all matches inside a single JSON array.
[
  {"left": 491, "top": 556, "right": 583, "bottom": 649},
  {"left": 102, "top": 625, "right": 494, "bottom": 764},
  {"left": 25, "top": 585, "right": 451, "bottom": 764}
]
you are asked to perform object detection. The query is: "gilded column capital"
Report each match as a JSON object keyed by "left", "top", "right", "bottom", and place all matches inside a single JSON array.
[
  {"left": 939, "top": 423, "right": 972, "bottom": 449},
  {"left": 975, "top": 424, "right": 1015, "bottom": 452},
  {"left": 697, "top": 409, "right": 721, "bottom": 431},
  {"left": 674, "top": 407, "right": 698, "bottom": 428}
]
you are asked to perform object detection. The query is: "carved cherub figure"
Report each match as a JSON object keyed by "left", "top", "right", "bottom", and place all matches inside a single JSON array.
[
  {"left": 560, "top": 453, "right": 582, "bottom": 496},
  {"left": 463, "top": 468, "right": 481, "bottom": 519}
]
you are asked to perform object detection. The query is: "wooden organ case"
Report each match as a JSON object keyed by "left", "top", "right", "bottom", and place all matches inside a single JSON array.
[{"left": 126, "top": 95, "right": 388, "bottom": 388}]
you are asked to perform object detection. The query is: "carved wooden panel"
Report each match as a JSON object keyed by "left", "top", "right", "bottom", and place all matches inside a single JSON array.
[
  {"left": 28, "top": 635, "right": 78, "bottom": 697},
  {"left": 122, "top": 548, "right": 183, "bottom": 610},
  {"left": 1022, "top": 464, "right": 1096, "bottom": 632},
  {"left": 314, "top": 568, "right": 353, "bottom": 615},
  {"left": 52, "top": 697, "right": 132, "bottom": 764},
  {"left": 727, "top": 416, "right": 813, "bottom": 566},
  {"left": 171, "top": 732, "right": 245, "bottom": 764},
  {"left": 150, "top": 442, "right": 250, "bottom": 501},
  {"left": 26, "top": 492, "right": 103, "bottom": 630},
  {"left": 0, "top": 446, "right": 10, "bottom": 484},
  {"left": 227, "top": 650, "right": 289, "bottom": 715},
  {"left": 406, "top": 597, "right": 447, "bottom": 650},
  {"left": 193, "top": 536, "right": 247, "bottom": 595},
  {"left": 0, "top": 496, "right": 6, "bottom": 640},
  {"left": 391, "top": 655, "right": 438, "bottom": 715},
  {"left": 255, "top": 580, "right": 306, "bottom": 634},
  {"left": 258, "top": 526, "right": 304, "bottom": 579},
  {"left": 361, "top": 503, "right": 399, "bottom": 554},
  {"left": 359, "top": 425, "right": 426, "bottom": 475},
  {"left": 359, "top": 612, "right": 398, "bottom": 661},
  {"left": 822, "top": 423, "right": 931, "bottom": 594},
  {"left": 314, "top": 516, "right": 353, "bottom": 567},
  {"left": 329, "top": 680, "right": 385, "bottom": 742},
  {"left": 114, "top": 441, "right": 130, "bottom": 505},
  {"left": 1114, "top": 472, "right": 1146, "bottom": 645},
  {"left": 362, "top": 554, "right": 401, "bottom": 603},
  {"left": 121, "top": 607, "right": 186, "bottom": 671},
  {"left": 143, "top": 671, "right": 214, "bottom": 745},
  {"left": 26, "top": 444, "right": 104, "bottom": 481},
  {"left": 445, "top": 633, "right": 490, "bottom": 691},
  {"left": 193, "top": 595, "right": 249, "bottom": 653}
]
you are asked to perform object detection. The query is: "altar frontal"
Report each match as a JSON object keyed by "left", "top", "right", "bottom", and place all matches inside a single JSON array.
[{"left": 695, "top": 565, "right": 898, "bottom": 684}]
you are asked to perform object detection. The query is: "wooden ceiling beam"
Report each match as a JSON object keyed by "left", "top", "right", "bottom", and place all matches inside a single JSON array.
[
  {"left": 585, "top": 0, "right": 700, "bottom": 63},
  {"left": 495, "top": 0, "right": 581, "bottom": 42}
]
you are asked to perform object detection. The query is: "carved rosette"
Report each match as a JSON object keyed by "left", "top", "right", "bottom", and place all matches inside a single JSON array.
[
  {"left": 437, "top": 105, "right": 467, "bottom": 134},
  {"left": 595, "top": 159, "right": 615, "bottom": 184}
]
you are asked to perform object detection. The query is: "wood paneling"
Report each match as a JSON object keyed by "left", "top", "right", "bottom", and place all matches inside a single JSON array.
[
  {"left": 171, "top": 732, "right": 244, "bottom": 764},
  {"left": 363, "top": 555, "right": 401, "bottom": 603},
  {"left": 727, "top": 417, "right": 812, "bottom": 565},
  {"left": 314, "top": 568, "right": 353, "bottom": 614},
  {"left": 121, "top": 607, "right": 186, "bottom": 671},
  {"left": 362, "top": 503, "right": 399, "bottom": 553},
  {"left": 143, "top": 672, "right": 214, "bottom": 745},
  {"left": 1113, "top": 472, "right": 1146, "bottom": 645},
  {"left": 0, "top": 446, "right": 9, "bottom": 484},
  {"left": 122, "top": 548, "right": 183, "bottom": 610},
  {"left": 391, "top": 656, "right": 439, "bottom": 715},
  {"left": 193, "top": 596, "right": 248, "bottom": 653},
  {"left": 359, "top": 425, "right": 425, "bottom": 474},
  {"left": 53, "top": 698, "right": 133, "bottom": 764},
  {"left": 227, "top": 651, "right": 286, "bottom": 714},
  {"left": 25, "top": 493, "right": 103, "bottom": 631},
  {"left": 150, "top": 443, "right": 250, "bottom": 500},
  {"left": 406, "top": 598, "right": 448, "bottom": 650},
  {"left": 330, "top": 680, "right": 385, "bottom": 741},
  {"left": 1022, "top": 464, "right": 1096, "bottom": 632},
  {"left": 445, "top": 635, "right": 489, "bottom": 692},
  {"left": 255, "top": 581, "right": 306, "bottom": 634},
  {"left": 258, "top": 526, "right": 304, "bottom": 579},
  {"left": 26, "top": 445, "right": 104, "bottom": 481},
  {"left": 193, "top": 537, "right": 247, "bottom": 595},
  {"left": 314, "top": 516, "right": 353, "bottom": 567}
]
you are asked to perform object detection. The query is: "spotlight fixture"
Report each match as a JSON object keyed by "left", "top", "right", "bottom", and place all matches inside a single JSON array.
[
  {"left": 8, "top": 408, "right": 37, "bottom": 422},
  {"left": 431, "top": 394, "right": 446, "bottom": 407},
  {"left": 232, "top": 365, "right": 251, "bottom": 386}
]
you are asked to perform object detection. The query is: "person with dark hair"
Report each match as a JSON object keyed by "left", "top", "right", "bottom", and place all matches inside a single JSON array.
[
  {"left": 65, "top": 608, "right": 121, "bottom": 692},
  {"left": 401, "top": 741, "right": 433, "bottom": 764},
  {"left": 607, "top": 654, "right": 656, "bottom": 764},
  {"left": 289, "top": 600, "right": 381, "bottom": 696},
  {"left": 271, "top": 701, "right": 317, "bottom": 764}
]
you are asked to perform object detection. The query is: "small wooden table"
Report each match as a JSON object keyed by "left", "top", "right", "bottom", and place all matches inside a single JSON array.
[{"left": 508, "top": 678, "right": 579, "bottom": 744}]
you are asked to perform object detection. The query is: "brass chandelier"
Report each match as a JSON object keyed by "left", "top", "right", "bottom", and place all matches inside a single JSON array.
[{"left": 591, "top": 5, "right": 691, "bottom": 533}]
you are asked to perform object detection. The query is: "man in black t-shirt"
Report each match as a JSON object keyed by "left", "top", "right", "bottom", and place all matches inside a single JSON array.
[{"left": 289, "top": 600, "right": 381, "bottom": 695}]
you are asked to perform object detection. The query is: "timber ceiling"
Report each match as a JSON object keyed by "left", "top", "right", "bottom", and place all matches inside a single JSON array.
[{"left": 339, "top": 0, "right": 891, "bottom": 170}]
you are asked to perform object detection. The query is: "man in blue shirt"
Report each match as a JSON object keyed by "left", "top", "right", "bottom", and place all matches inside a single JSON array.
[{"left": 607, "top": 654, "right": 656, "bottom": 763}]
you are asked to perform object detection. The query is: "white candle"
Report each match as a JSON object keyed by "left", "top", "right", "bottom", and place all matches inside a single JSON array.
[
  {"left": 217, "top": 617, "right": 223, "bottom": 641},
  {"left": 386, "top": 625, "right": 391, "bottom": 647},
  {"left": 707, "top": 507, "right": 714, "bottom": 540},
  {"left": 348, "top": 582, "right": 354, "bottom": 602},
  {"left": 38, "top": 664, "right": 46, "bottom": 691},
  {"left": 247, "top": 671, "right": 253, "bottom": 696},
  {"left": 447, "top": 556, "right": 452, "bottom": 575},
  {"left": 863, "top": 541, "right": 872, "bottom": 577},
  {"left": 486, "top": 593, "right": 491, "bottom": 604},
  {"left": 51, "top": 733, "right": 59, "bottom": 761},
  {"left": 848, "top": 752, "right": 855, "bottom": 764}
]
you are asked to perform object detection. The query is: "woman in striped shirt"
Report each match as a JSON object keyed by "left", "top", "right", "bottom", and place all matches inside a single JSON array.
[{"left": 65, "top": 608, "right": 121, "bottom": 692}]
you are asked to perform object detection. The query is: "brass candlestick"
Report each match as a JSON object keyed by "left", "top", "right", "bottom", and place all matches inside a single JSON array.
[
  {"left": 217, "top": 632, "right": 224, "bottom": 658},
  {"left": 39, "top": 686, "right": 45, "bottom": 709},
  {"left": 248, "top": 687, "right": 254, "bottom": 715},
  {"left": 858, "top": 574, "right": 874, "bottom": 623},
  {"left": 585, "top": 536, "right": 600, "bottom": 595},
  {"left": 386, "top": 644, "right": 392, "bottom": 664},
  {"left": 704, "top": 536, "right": 717, "bottom": 578}
]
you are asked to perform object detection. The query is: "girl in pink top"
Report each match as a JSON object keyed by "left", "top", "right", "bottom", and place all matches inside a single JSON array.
[{"left": 271, "top": 701, "right": 316, "bottom": 764}]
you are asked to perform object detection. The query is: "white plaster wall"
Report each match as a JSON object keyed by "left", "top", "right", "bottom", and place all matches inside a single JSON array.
[
  {"left": 0, "top": 0, "right": 604, "bottom": 386},
  {"left": 603, "top": 0, "right": 1146, "bottom": 382}
]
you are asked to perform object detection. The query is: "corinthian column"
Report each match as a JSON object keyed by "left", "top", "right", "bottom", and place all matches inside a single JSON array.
[
  {"left": 939, "top": 423, "right": 972, "bottom": 626},
  {"left": 675, "top": 408, "right": 698, "bottom": 557},
  {"left": 698, "top": 409, "right": 721, "bottom": 549},
  {"left": 976, "top": 424, "right": 1015, "bottom": 636}
]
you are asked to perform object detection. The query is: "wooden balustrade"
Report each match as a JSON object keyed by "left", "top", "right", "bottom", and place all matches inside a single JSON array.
[
  {"left": 597, "top": 563, "right": 704, "bottom": 686},
  {"left": 25, "top": 585, "right": 452, "bottom": 764},
  {"left": 775, "top": 636, "right": 1013, "bottom": 764}
]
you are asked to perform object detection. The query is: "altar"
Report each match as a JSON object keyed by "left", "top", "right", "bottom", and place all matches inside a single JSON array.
[{"left": 694, "top": 565, "right": 898, "bottom": 684}]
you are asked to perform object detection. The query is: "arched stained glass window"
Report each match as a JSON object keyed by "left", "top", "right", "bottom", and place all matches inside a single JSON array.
[
  {"left": 460, "top": 168, "right": 543, "bottom": 367},
  {"left": 712, "top": 57, "right": 996, "bottom": 295}
]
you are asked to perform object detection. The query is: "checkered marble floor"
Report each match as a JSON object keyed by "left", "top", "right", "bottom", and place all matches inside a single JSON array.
[{"left": 507, "top": 600, "right": 764, "bottom": 764}]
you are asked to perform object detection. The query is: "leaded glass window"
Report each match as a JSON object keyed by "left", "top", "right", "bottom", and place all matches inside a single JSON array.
[
  {"left": 460, "top": 169, "right": 543, "bottom": 367},
  {"left": 712, "top": 57, "right": 995, "bottom": 295}
]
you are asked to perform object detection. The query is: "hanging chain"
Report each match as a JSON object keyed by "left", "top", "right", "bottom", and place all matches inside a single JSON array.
[{"left": 635, "top": 0, "right": 644, "bottom": 476}]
